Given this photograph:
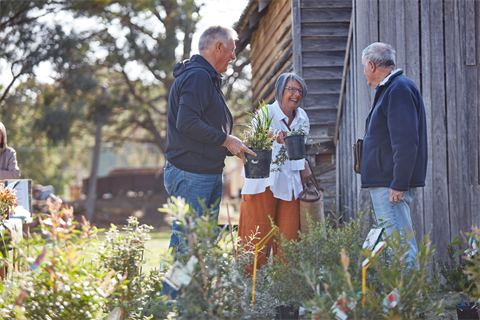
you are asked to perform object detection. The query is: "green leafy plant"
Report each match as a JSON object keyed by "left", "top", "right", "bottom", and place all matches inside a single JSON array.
[
  {"left": 140, "top": 268, "right": 170, "bottom": 319},
  {"left": 304, "top": 229, "right": 444, "bottom": 319},
  {"left": 438, "top": 245, "right": 473, "bottom": 291},
  {"left": 159, "top": 197, "right": 250, "bottom": 320},
  {"left": 457, "top": 226, "right": 480, "bottom": 299},
  {"left": 0, "top": 203, "right": 119, "bottom": 320},
  {"left": 264, "top": 210, "right": 368, "bottom": 310},
  {"left": 241, "top": 101, "right": 275, "bottom": 151},
  {"left": 96, "top": 216, "right": 154, "bottom": 319}
]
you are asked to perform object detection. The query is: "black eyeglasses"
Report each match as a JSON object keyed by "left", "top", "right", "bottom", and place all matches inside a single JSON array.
[{"left": 284, "top": 86, "right": 303, "bottom": 95}]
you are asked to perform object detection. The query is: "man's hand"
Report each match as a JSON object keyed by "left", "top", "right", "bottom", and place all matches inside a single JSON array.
[
  {"left": 300, "top": 159, "right": 312, "bottom": 185},
  {"left": 222, "top": 135, "right": 257, "bottom": 164},
  {"left": 389, "top": 188, "right": 404, "bottom": 204}
]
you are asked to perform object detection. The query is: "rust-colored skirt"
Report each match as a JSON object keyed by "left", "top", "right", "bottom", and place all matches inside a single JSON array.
[{"left": 238, "top": 187, "right": 299, "bottom": 275}]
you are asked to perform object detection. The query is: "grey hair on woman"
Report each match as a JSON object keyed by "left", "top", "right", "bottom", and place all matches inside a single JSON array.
[
  {"left": 274, "top": 73, "right": 308, "bottom": 105},
  {"left": 362, "top": 42, "right": 396, "bottom": 69},
  {"left": 198, "top": 25, "right": 238, "bottom": 54}
]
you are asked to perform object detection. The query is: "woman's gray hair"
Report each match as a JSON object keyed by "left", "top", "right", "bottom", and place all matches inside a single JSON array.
[
  {"left": 198, "top": 25, "right": 238, "bottom": 54},
  {"left": 362, "top": 42, "right": 396, "bottom": 69},
  {"left": 274, "top": 73, "right": 308, "bottom": 105}
]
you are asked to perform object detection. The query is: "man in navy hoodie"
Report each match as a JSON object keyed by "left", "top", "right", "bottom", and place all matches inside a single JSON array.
[
  {"left": 162, "top": 26, "right": 255, "bottom": 298},
  {"left": 360, "top": 43, "right": 427, "bottom": 266}
]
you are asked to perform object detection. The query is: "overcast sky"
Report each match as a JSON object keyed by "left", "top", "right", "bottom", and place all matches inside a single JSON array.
[{"left": 0, "top": 0, "right": 249, "bottom": 88}]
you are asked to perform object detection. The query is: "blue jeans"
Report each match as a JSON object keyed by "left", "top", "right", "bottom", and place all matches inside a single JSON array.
[
  {"left": 161, "top": 161, "right": 223, "bottom": 299},
  {"left": 370, "top": 187, "right": 418, "bottom": 267}
]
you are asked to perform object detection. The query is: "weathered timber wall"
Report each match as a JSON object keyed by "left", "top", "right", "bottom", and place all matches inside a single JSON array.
[
  {"left": 250, "top": 0, "right": 293, "bottom": 105},
  {"left": 337, "top": 0, "right": 480, "bottom": 262},
  {"left": 296, "top": 0, "right": 352, "bottom": 208}
]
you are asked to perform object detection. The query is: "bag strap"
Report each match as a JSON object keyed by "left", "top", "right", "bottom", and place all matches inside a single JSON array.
[{"left": 305, "top": 159, "right": 324, "bottom": 192}]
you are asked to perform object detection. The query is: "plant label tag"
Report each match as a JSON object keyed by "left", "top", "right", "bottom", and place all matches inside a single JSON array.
[
  {"left": 164, "top": 255, "right": 198, "bottom": 290},
  {"left": 362, "top": 228, "right": 384, "bottom": 250},
  {"left": 331, "top": 306, "right": 348, "bottom": 320},
  {"left": 362, "top": 241, "right": 387, "bottom": 267},
  {"left": 383, "top": 288, "right": 399, "bottom": 311},
  {"left": 164, "top": 261, "right": 185, "bottom": 291},
  {"left": 331, "top": 293, "right": 354, "bottom": 320}
]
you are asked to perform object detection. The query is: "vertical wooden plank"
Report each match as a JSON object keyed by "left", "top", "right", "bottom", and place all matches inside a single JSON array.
[
  {"left": 430, "top": 0, "right": 449, "bottom": 262},
  {"left": 378, "top": 0, "right": 396, "bottom": 46},
  {"left": 403, "top": 0, "right": 424, "bottom": 243},
  {"left": 420, "top": 0, "right": 434, "bottom": 247},
  {"left": 466, "top": 0, "right": 476, "bottom": 66},
  {"left": 478, "top": 0, "right": 480, "bottom": 185},
  {"left": 394, "top": 0, "right": 406, "bottom": 70},
  {"left": 454, "top": 0, "right": 472, "bottom": 235},
  {"left": 472, "top": 186, "right": 480, "bottom": 227},
  {"left": 355, "top": 0, "right": 373, "bottom": 209},
  {"left": 291, "top": 0, "right": 302, "bottom": 77},
  {"left": 467, "top": 64, "right": 479, "bottom": 185}
]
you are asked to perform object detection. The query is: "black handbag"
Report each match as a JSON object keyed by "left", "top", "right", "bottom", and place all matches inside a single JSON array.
[{"left": 353, "top": 139, "right": 363, "bottom": 174}]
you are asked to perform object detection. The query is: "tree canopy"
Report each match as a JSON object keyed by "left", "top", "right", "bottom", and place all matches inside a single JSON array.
[{"left": 0, "top": 0, "right": 252, "bottom": 196}]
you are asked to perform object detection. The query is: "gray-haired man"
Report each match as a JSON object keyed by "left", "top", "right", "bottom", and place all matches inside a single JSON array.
[
  {"left": 162, "top": 25, "right": 255, "bottom": 298},
  {"left": 360, "top": 42, "right": 427, "bottom": 267}
]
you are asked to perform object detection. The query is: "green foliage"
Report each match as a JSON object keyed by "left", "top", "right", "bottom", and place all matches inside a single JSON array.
[
  {"left": 304, "top": 230, "right": 444, "bottom": 319},
  {"left": 140, "top": 269, "right": 170, "bottom": 319},
  {"left": 264, "top": 212, "right": 368, "bottom": 309},
  {"left": 438, "top": 245, "right": 473, "bottom": 291},
  {"left": 459, "top": 226, "right": 480, "bottom": 300},
  {"left": 241, "top": 101, "right": 275, "bottom": 151},
  {"left": 96, "top": 216, "right": 154, "bottom": 318},
  {"left": 0, "top": 204, "right": 118, "bottom": 320},
  {"left": 160, "top": 197, "right": 250, "bottom": 320}
]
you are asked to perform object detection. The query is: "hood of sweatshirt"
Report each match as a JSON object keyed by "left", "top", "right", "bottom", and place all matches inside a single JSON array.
[{"left": 173, "top": 54, "right": 222, "bottom": 82}]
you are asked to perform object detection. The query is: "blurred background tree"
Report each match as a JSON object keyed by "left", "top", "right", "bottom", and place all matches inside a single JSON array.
[{"left": 0, "top": 0, "right": 251, "bottom": 202}]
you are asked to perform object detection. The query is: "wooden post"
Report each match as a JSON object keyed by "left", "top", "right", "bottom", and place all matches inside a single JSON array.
[{"left": 291, "top": 0, "right": 302, "bottom": 77}]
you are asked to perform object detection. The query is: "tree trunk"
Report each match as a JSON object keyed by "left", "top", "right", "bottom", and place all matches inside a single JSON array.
[{"left": 85, "top": 119, "right": 104, "bottom": 222}]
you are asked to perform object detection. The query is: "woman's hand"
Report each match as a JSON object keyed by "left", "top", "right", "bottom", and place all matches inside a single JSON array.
[
  {"left": 275, "top": 130, "right": 287, "bottom": 145},
  {"left": 300, "top": 159, "right": 312, "bottom": 185}
]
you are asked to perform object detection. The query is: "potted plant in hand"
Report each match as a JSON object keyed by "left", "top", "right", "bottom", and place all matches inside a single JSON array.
[
  {"left": 242, "top": 101, "right": 275, "bottom": 178},
  {"left": 283, "top": 124, "right": 308, "bottom": 160}
]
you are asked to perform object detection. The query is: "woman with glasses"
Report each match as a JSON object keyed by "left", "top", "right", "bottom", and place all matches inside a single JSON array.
[{"left": 238, "top": 73, "right": 311, "bottom": 273}]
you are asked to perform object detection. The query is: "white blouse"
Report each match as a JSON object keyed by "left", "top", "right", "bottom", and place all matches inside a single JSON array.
[{"left": 241, "top": 101, "right": 310, "bottom": 201}]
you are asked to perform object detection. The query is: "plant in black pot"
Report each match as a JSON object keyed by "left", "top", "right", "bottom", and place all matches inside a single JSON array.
[
  {"left": 241, "top": 102, "right": 275, "bottom": 179},
  {"left": 283, "top": 124, "right": 308, "bottom": 160},
  {"left": 273, "top": 124, "right": 326, "bottom": 171}
]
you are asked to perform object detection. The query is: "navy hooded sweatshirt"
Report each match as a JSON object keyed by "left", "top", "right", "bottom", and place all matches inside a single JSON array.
[
  {"left": 165, "top": 55, "right": 233, "bottom": 174},
  {"left": 360, "top": 69, "right": 427, "bottom": 191}
]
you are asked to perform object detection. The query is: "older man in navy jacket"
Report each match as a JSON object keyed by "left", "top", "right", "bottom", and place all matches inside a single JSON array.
[{"left": 360, "top": 42, "right": 427, "bottom": 266}]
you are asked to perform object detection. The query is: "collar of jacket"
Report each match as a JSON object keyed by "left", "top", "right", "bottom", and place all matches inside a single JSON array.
[{"left": 375, "top": 68, "right": 404, "bottom": 90}]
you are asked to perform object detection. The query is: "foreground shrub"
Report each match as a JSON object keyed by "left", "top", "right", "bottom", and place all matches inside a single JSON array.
[
  {"left": 460, "top": 226, "right": 480, "bottom": 299},
  {"left": 96, "top": 216, "right": 154, "bottom": 318},
  {"left": 438, "top": 244, "right": 473, "bottom": 291},
  {"left": 265, "top": 211, "right": 369, "bottom": 309},
  {"left": 0, "top": 203, "right": 118, "bottom": 320},
  {"left": 304, "top": 230, "right": 444, "bottom": 319},
  {"left": 160, "top": 197, "right": 250, "bottom": 320}
]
